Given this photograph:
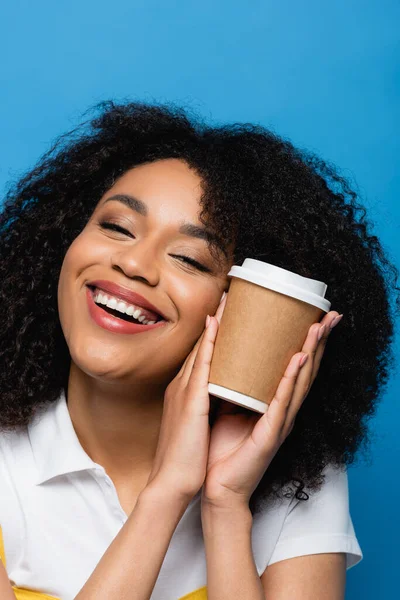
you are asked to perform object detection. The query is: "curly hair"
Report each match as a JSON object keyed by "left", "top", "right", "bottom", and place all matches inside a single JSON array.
[{"left": 1, "top": 101, "right": 399, "bottom": 516}]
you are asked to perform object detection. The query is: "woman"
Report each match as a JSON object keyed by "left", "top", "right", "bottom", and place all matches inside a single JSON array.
[{"left": 0, "top": 102, "right": 398, "bottom": 599}]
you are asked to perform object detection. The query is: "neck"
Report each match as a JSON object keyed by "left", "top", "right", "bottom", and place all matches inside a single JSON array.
[{"left": 66, "top": 361, "right": 166, "bottom": 488}]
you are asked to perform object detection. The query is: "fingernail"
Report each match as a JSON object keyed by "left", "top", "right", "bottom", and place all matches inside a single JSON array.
[
  {"left": 317, "top": 324, "right": 326, "bottom": 341},
  {"left": 299, "top": 353, "right": 308, "bottom": 367},
  {"left": 219, "top": 291, "right": 227, "bottom": 304},
  {"left": 206, "top": 315, "right": 211, "bottom": 327},
  {"left": 330, "top": 314, "right": 343, "bottom": 330}
]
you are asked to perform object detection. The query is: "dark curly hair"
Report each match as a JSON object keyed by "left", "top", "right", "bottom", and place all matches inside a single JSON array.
[{"left": 1, "top": 101, "right": 399, "bottom": 516}]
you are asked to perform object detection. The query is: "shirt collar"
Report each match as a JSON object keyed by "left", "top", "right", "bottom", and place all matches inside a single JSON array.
[{"left": 28, "top": 389, "right": 98, "bottom": 485}]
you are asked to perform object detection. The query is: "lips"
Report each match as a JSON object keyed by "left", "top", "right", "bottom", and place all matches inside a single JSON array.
[
  {"left": 86, "top": 279, "right": 167, "bottom": 322},
  {"left": 86, "top": 287, "right": 166, "bottom": 335}
]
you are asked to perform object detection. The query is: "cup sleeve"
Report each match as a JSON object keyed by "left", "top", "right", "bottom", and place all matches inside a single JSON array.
[{"left": 267, "top": 464, "right": 363, "bottom": 570}]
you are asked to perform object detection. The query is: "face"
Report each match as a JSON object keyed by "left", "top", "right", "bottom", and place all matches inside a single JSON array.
[{"left": 57, "top": 158, "right": 233, "bottom": 387}]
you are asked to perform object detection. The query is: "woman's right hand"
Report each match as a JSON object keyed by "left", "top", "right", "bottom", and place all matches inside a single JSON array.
[{"left": 145, "top": 294, "right": 227, "bottom": 504}]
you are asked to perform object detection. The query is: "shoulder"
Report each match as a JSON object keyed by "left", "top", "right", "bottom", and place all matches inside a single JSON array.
[
  {"left": 0, "top": 427, "right": 31, "bottom": 506},
  {"left": 267, "top": 464, "right": 363, "bottom": 570},
  {"left": 288, "top": 463, "right": 350, "bottom": 523},
  {"left": 0, "top": 428, "right": 30, "bottom": 566},
  {"left": 0, "top": 399, "right": 56, "bottom": 474},
  {"left": 0, "top": 426, "right": 31, "bottom": 472},
  {"left": 0, "top": 421, "right": 41, "bottom": 518},
  {"left": 252, "top": 464, "right": 363, "bottom": 576}
]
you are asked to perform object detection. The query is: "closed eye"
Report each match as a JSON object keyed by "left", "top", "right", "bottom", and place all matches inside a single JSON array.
[
  {"left": 100, "top": 221, "right": 133, "bottom": 237},
  {"left": 171, "top": 255, "right": 211, "bottom": 273},
  {"left": 100, "top": 221, "right": 211, "bottom": 273}
]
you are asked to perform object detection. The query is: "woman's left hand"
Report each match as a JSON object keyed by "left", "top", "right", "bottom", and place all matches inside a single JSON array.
[{"left": 202, "top": 301, "right": 343, "bottom": 512}]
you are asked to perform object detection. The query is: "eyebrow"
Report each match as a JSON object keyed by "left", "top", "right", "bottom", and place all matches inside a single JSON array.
[{"left": 104, "top": 193, "right": 228, "bottom": 258}]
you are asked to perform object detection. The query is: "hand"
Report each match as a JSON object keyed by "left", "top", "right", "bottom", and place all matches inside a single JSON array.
[
  {"left": 145, "top": 294, "right": 228, "bottom": 504},
  {"left": 201, "top": 308, "right": 343, "bottom": 511}
]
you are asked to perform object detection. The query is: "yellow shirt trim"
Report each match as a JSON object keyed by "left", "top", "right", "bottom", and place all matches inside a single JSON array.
[
  {"left": 0, "top": 526, "right": 59, "bottom": 600},
  {"left": 179, "top": 586, "right": 208, "bottom": 599},
  {"left": 0, "top": 525, "right": 5, "bottom": 567},
  {"left": 1, "top": 525, "right": 207, "bottom": 600}
]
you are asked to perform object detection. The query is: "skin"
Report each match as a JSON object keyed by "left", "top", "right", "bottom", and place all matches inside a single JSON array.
[{"left": 57, "top": 158, "right": 233, "bottom": 514}]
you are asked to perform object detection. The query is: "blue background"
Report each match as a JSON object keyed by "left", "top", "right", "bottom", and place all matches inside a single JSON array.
[{"left": 1, "top": 1, "right": 399, "bottom": 597}]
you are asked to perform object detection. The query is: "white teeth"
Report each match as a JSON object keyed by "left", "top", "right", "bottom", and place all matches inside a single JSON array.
[
  {"left": 106, "top": 297, "right": 118, "bottom": 310},
  {"left": 93, "top": 288, "right": 160, "bottom": 324},
  {"left": 94, "top": 292, "right": 108, "bottom": 304},
  {"left": 116, "top": 301, "right": 127, "bottom": 313}
]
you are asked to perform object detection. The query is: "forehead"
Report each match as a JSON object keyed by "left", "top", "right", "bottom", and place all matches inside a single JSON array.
[
  {"left": 93, "top": 158, "right": 234, "bottom": 264},
  {"left": 99, "top": 159, "right": 204, "bottom": 219}
]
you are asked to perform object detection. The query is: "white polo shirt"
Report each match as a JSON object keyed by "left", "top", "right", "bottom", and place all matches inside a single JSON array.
[{"left": 0, "top": 390, "right": 363, "bottom": 600}]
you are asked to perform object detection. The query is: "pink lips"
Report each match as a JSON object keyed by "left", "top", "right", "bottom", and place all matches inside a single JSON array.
[
  {"left": 86, "top": 279, "right": 167, "bottom": 321},
  {"left": 86, "top": 287, "right": 167, "bottom": 335}
]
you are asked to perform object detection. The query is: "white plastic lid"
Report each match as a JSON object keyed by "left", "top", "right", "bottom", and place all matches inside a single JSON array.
[{"left": 228, "top": 258, "right": 331, "bottom": 312}]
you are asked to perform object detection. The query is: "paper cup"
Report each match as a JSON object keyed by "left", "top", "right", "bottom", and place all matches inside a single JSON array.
[{"left": 208, "top": 259, "right": 331, "bottom": 413}]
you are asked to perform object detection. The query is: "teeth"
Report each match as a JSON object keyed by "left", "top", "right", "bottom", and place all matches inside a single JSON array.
[
  {"left": 93, "top": 289, "right": 160, "bottom": 325},
  {"left": 106, "top": 297, "right": 118, "bottom": 310}
]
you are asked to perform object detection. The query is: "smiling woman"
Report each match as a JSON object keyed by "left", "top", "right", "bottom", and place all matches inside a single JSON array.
[{"left": 0, "top": 101, "right": 398, "bottom": 599}]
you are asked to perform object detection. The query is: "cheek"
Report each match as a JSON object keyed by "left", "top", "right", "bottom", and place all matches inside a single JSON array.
[
  {"left": 177, "top": 283, "right": 220, "bottom": 331},
  {"left": 57, "top": 233, "right": 94, "bottom": 330},
  {"left": 58, "top": 237, "right": 82, "bottom": 298},
  {"left": 57, "top": 251, "right": 76, "bottom": 341},
  {"left": 166, "top": 288, "right": 219, "bottom": 371},
  {"left": 60, "top": 231, "right": 104, "bottom": 277},
  {"left": 172, "top": 274, "right": 211, "bottom": 305},
  {"left": 58, "top": 229, "right": 108, "bottom": 293}
]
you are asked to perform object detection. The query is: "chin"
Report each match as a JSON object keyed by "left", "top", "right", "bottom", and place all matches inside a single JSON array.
[{"left": 68, "top": 336, "right": 130, "bottom": 379}]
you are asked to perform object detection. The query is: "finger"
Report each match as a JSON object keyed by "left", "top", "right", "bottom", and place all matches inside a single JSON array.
[
  {"left": 176, "top": 329, "right": 205, "bottom": 378},
  {"left": 284, "top": 311, "right": 340, "bottom": 434},
  {"left": 180, "top": 315, "right": 215, "bottom": 387},
  {"left": 180, "top": 293, "right": 227, "bottom": 382},
  {"left": 186, "top": 316, "right": 219, "bottom": 397},
  {"left": 310, "top": 311, "right": 340, "bottom": 382},
  {"left": 262, "top": 351, "right": 307, "bottom": 440},
  {"left": 178, "top": 328, "right": 206, "bottom": 382},
  {"left": 213, "top": 292, "right": 228, "bottom": 324},
  {"left": 284, "top": 322, "right": 322, "bottom": 432}
]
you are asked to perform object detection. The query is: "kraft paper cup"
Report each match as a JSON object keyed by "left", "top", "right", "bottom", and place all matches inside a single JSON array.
[{"left": 208, "top": 259, "right": 331, "bottom": 413}]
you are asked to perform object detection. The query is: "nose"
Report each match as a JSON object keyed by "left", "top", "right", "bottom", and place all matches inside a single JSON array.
[{"left": 110, "top": 238, "right": 160, "bottom": 286}]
